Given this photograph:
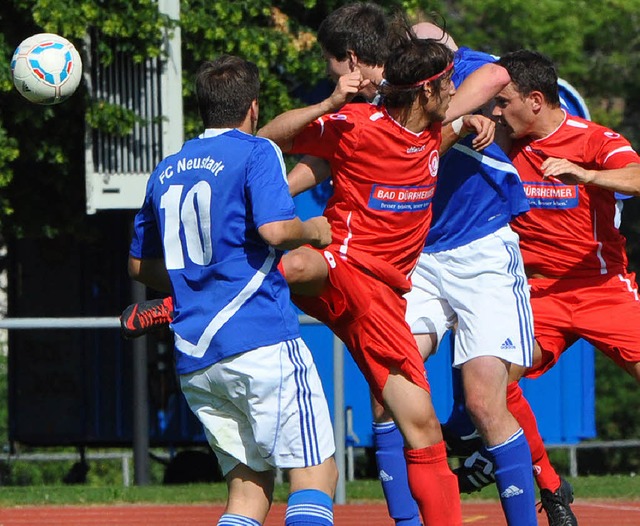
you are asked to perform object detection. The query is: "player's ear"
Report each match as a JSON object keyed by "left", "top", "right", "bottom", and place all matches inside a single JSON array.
[
  {"left": 347, "top": 50, "right": 358, "bottom": 70},
  {"left": 529, "top": 91, "right": 544, "bottom": 113},
  {"left": 250, "top": 99, "right": 259, "bottom": 133}
]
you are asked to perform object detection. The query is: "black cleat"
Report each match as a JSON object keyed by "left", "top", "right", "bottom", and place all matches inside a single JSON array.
[
  {"left": 539, "top": 477, "right": 578, "bottom": 526},
  {"left": 454, "top": 449, "right": 496, "bottom": 494},
  {"left": 442, "top": 424, "right": 484, "bottom": 457},
  {"left": 120, "top": 297, "right": 174, "bottom": 339}
]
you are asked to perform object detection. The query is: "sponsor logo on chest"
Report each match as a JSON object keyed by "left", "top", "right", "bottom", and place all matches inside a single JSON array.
[
  {"left": 368, "top": 184, "right": 435, "bottom": 212},
  {"left": 523, "top": 182, "right": 579, "bottom": 209}
]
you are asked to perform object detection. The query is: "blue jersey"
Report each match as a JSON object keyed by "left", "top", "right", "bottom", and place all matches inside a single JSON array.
[
  {"left": 130, "top": 128, "right": 301, "bottom": 374},
  {"left": 425, "top": 47, "right": 529, "bottom": 252}
]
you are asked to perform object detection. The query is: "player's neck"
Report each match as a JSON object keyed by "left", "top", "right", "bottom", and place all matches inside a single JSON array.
[{"left": 529, "top": 107, "right": 565, "bottom": 140}]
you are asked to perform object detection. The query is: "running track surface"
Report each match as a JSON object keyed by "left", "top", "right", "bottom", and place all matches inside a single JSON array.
[{"left": 1, "top": 500, "right": 639, "bottom": 525}]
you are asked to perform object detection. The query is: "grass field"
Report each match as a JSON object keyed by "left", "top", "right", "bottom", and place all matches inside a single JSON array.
[{"left": 0, "top": 475, "right": 638, "bottom": 506}]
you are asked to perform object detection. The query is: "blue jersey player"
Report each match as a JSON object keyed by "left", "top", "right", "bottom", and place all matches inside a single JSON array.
[{"left": 128, "top": 55, "right": 337, "bottom": 526}]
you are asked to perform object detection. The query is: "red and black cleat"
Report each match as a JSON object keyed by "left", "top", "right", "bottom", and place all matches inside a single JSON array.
[{"left": 120, "top": 296, "right": 174, "bottom": 339}]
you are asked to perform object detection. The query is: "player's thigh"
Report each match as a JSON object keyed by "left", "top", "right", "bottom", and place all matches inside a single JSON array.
[
  {"left": 575, "top": 272, "right": 640, "bottom": 370},
  {"left": 281, "top": 246, "right": 329, "bottom": 295},
  {"left": 438, "top": 226, "right": 534, "bottom": 368},
  {"left": 405, "top": 252, "right": 455, "bottom": 352}
]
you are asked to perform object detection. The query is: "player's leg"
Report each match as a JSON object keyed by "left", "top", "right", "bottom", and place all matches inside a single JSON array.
[
  {"left": 369, "top": 332, "right": 448, "bottom": 526},
  {"left": 370, "top": 256, "right": 453, "bottom": 526},
  {"left": 339, "top": 276, "right": 461, "bottom": 526},
  {"left": 279, "top": 246, "right": 330, "bottom": 296},
  {"left": 181, "top": 339, "right": 336, "bottom": 525},
  {"left": 443, "top": 226, "right": 537, "bottom": 524},
  {"left": 119, "top": 246, "right": 329, "bottom": 338},
  {"left": 221, "top": 464, "right": 274, "bottom": 525},
  {"left": 287, "top": 460, "right": 338, "bottom": 526},
  {"left": 269, "top": 338, "right": 337, "bottom": 526},
  {"left": 382, "top": 371, "right": 462, "bottom": 526},
  {"left": 371, "top": 388, "right": 422, "bottom": 526},
  {"left": 462, "top": 357, "right": 536, "bottom": 525}
]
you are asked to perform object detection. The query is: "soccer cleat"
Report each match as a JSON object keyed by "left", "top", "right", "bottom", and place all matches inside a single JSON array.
[
  {"left": 454, "top": 449, "right": 496, "bottom": 494},
  {"left": 442, "top": 424, "right": 484, "bottom": 457},
  {"left": 539, "top": 477, "right": 578, "bottom": 526},
  {"left": 120, "top": 296, "right": 174, "bottom": 339}
]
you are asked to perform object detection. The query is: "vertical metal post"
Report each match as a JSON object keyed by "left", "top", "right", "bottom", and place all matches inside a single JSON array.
[
  {"left": 569, "top": 446, "right": 578, "bottom": 478},
  {"left": 333, "top": 335, "right": 346, "bottom": 504},
  {"left": 158, "top": 0, "right": 184, "bottom": 157},
  {"left": 131, "top": 280, "right": 150, "bottom": 485}
]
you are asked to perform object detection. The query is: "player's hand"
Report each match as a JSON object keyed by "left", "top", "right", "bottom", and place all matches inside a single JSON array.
[
  {"left": 306, "top": 216, "right": 332, "bottom": 248},
  {"left": 461, "top": 114, "right": 495, "bottom": 150},
  {"left": 326, "top": 71, "right": 369, "bottom": 112},
  {"left": 541, "top": 157, "right": 594, "bottom": 185}
]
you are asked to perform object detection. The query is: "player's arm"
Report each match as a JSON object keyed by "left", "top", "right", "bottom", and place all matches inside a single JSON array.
[
  {"left": 288, "top": 155, "right": 332, "bottom": 197},
  {"left": 257, "top": 71, "right": 366, "bottom": 152},
  {"left": 440, "top": 114, "right": 496, "bottom": 154},
  {"left": 541, "top": 159, "right": 640, "bottom": 196},
  {"left": 128, "top": 256, "right": 172, "bottom": 293},
  {"left": 444, "top": 63, "right": 510, "bottom": 123},
  {"left": 258, "top": 216, "right": 332, "bottom": 251}
]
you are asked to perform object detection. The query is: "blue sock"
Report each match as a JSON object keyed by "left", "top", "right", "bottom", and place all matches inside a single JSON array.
[
  {"left": 217, "top": 513, "right": 261, "bottom": 526},
  {"left": 285, "top": 489, "right": 333, "bottom": 526},
  {"left": 443, "top": 367, "right": 477, "bottom": 438},
  {"left": 486, "top": 429, "right": 537, "bottom": 526},
  {"left": 373, "top": 422, "right": 422, "bottom": 526}
]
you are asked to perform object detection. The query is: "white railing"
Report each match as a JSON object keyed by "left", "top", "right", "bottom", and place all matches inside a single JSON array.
[
  {"left": 547, "top": 439, "right": 640, "bottom": 477},
  {"left": 0, "top": 316, "right": 348, "bottom": 503}
]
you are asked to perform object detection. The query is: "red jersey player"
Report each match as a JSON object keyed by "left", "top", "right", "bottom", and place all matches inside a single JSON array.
[
  {"left": 258, "top": 26, "right": 494, "bottom": 525},
  {"left": 490, "top": 49, "right": 640, "bottom": 524},
  {"left": 493, "top": 49, "right": 640, "bottom": 379}
]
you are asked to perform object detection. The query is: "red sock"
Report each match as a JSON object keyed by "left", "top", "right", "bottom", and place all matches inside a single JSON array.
[
  {"left": 507, "top": 382, "right": 561, "bottom": 492},
  {"left": 405, "top": 441, "right": 462, "bottom": 526}
]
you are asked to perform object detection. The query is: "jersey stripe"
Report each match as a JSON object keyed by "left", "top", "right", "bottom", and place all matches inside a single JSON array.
[
  {"left": 174, "top": 248, "right": 276, "bottom": 358},
  {"left": 451, "top": 143, "right": 521, "bottom": 179}
]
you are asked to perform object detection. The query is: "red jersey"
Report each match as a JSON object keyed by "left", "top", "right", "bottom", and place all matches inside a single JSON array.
[
  {"left": 290, "top": 103, "right": 441, "bottom": 290},
  {"left": 510, "top": 112, "right": 640, "bottom": 278}
]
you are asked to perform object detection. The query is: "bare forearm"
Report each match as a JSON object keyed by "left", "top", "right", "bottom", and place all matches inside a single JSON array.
[
  {"left": 587, "top": 165, "right": 640, "bottom": 196},
  {"left": 542, "top": 159, "right": 640, "bottom": 196},
  {"left": 444, "top": 63, "right": 510, "bottom": 123},
  {"left": 128, "top": 256, "right": 172, "bottom": 293},
  {"left": 288, "top": 156, "right": 331, "bottom": 197},
  {"left": 257, "top": 99, "right": 337, "bottom": 152},
  {"left": 258, "top": 71, "right": 365, "bottom": 151},
  {"left": 259, "top": 216, "right": 331, "bottom": 250}
]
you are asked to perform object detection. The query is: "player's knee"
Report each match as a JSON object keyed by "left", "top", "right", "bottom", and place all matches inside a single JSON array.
[
  {"left": 464, "top": 395, "right": 501, "bottom": 428},
  {"left": 281, "top": 250, "right": 313, "bottom": 285}
]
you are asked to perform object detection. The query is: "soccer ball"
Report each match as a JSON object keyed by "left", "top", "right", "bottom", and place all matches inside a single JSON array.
[{"left": 11, "top": 33, "right": 83, "bottom": 105}]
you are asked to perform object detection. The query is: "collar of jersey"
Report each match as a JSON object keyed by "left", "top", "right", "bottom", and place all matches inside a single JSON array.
[{"left": 200, "top": 128, "right": 233, "bottom": 139}]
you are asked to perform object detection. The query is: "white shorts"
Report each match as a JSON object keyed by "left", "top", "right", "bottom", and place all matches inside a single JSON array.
[
  {"left": 180, "top": 338, "right": 335, "bottom": 476},
  {"left": 405, "top": 225, "right": 534, "bottom": 367}
]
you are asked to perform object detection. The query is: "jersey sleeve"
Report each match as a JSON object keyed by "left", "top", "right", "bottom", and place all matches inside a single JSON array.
[
  {"left": 586, "top": 127, "right": 640, "bottom": 170},
  {"left": 130, "top": 184, "right": 164, "bottom": 259},
  {"left": 246, "top": 138, "right": 297, "bottom": 228},
  {"left": 289, "top": 109, "right": 358, "bottom": 159}
]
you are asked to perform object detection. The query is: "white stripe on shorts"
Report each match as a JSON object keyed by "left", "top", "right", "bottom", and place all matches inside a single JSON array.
[{"left": 287, "top": 339, "right": 321, "bottom": 465}]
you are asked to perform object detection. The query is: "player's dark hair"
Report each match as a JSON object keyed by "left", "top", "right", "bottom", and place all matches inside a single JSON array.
[
  {"left": 380, "top": 16, "right": 454, "bottom": 110},
  {"left": 498, "top": 50, "right": 560, "bottom": 107},
  {"left": 317, "top": 2, "right": 390, "bottom": 67},
  {"left": 195, "top": 55, "right": 260, "bottom": 128}
]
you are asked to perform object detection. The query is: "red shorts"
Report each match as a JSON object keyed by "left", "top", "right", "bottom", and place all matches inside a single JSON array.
[
  {"left": 291, "top": 247, "right": 429, "bottom": 403},
  {"left": 525, "top": 272, "right": 640, "bottom": 378}
]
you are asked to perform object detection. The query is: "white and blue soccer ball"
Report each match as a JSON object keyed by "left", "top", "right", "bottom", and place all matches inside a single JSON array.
[{"left": 11, "top": 33, "right": 83, "bottom": 105}]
